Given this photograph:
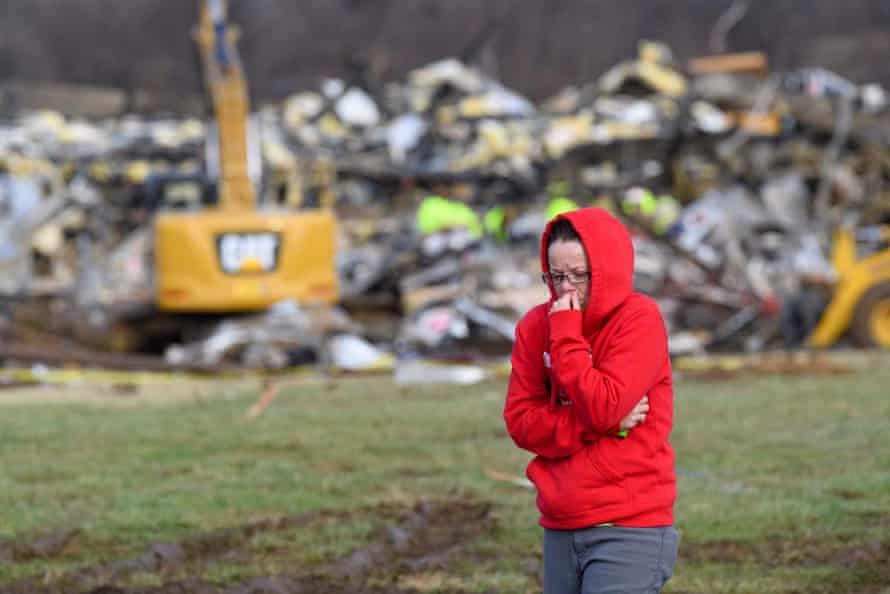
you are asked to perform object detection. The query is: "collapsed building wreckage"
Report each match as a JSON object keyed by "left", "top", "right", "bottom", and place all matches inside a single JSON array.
[{"left": 2, "top": 41, "right": 890, "bottom": 375}]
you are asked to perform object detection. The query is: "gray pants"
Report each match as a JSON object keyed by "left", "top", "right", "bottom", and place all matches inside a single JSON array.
[{"left": 543, "top": 525, "right": 678, "bottom": 594}]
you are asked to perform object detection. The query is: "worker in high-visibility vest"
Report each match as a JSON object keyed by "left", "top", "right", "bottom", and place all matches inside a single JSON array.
[
  {"left": 416, "top": 195, "right": 483, "bottom": 238},
  {"left": 622, "top": 186, "right": 658, "bottom": 219},
  {"left": 484, "top": 205, "right": 508, "bottom": 242},
  {"left": 652, "top": 194, "right": 681, "bottom": 235},
  {"left": 546, "top": 196, "right": 580, "bottom": 221},
  {"left": 621, "top": 187, "right": 681, "bottom": 236}
]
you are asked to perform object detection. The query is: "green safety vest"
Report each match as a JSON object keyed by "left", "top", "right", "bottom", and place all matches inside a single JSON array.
[
  {"left": 547, "top": 197, "right": 580, "bottom": 221},
  {"left": 416, "top": 196, "right": 483, "bottom": 238}
]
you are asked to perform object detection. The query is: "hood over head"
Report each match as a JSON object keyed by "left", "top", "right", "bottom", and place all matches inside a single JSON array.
[{"left": 541, "top": 207, "right": 635, "bottom": 331}]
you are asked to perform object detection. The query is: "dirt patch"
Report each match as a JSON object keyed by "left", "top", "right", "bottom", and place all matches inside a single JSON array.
[
  {"left": 0, "top": 499, "right": 496, "bottom": 594},
  {"left": 339, "top": 500, "right": 494, "bottom": 580},
  {"left": 38, "top": 511, "right": 326, "bottom": 589},
  {"left": 81, "top": 578, "right": 460, "bottom": 593},
  {"left": 681, "top": 532, "right": 890, "bottom": 593},
  {"left": 682, "top": 535, "right": 888, "bottom": 567},
  {"left": 0, "top": 528, "right": 80, "bottom": 562}
]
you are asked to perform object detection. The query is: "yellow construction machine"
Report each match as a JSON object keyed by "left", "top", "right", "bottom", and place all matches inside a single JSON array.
[
  {"left": 808, "top": 226, "right": 890, "bottom": 349},
  {"left": 151, "top": 0, "right": 337, "bottom": 315}
]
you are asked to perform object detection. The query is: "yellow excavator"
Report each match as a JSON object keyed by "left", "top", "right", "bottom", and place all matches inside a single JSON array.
[
  {"left": 808, "top": 226, "right": 890, "bottom": 349},
  {"left": 151, "top": 0, "right": 337, "bottom": 315}
]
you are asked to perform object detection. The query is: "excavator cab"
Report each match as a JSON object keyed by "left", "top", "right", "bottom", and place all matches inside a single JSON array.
[
  {"left": 152, "top": 0, "right": 338, "bottom": 313},
  {"left": 154, "top": 205, "right": 337, "bottom": 312}
]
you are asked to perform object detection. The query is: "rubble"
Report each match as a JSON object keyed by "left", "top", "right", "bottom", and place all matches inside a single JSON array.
[
  {"left": 3, "top": 40, "right": 890, "bottom": 377},
  {"left": 163, "top": 300, "right": 359, "bottom": 370}
]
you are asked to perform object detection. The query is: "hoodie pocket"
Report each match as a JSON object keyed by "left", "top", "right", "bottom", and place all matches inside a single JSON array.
[
  {"left": 528, "top": 442, "right": 629, "bottom": 521},
  {"left": 586, "top": 440, "right": 624, "bottom": 484}
]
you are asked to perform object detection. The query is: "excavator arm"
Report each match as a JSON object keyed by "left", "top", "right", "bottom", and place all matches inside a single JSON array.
[{"left": 193, "top": 0, "right": 255, "bottom": 211}]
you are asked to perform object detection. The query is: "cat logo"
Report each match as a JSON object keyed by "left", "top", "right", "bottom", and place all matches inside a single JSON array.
[{"left": 217, "top": 232, "right": 280, "bottom": 274}]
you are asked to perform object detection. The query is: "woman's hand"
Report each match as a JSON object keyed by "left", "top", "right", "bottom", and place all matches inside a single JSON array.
[
  {"left": 619, "top": 396, "right": 649, "bottom": 431},
  {"left": 549, "top": 290, "right": 580, "bottom": 314}
]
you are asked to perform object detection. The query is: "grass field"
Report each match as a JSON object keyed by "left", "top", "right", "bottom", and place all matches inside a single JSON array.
[{"left": 0, "top": 353, "right": 889, "bottom": 593}]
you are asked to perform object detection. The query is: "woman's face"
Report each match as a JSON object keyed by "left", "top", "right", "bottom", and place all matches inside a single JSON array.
[{"left": 547, "top": 239, "right": 590, "bottom": 311}]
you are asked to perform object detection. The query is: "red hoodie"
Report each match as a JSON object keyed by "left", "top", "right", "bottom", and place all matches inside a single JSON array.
[{"left": 504, "top": 207, "right": 675, "bottom": 530}]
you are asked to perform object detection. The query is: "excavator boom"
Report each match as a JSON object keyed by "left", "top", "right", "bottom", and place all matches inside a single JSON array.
[
  {"left": 151, "top": 0, "right": 338, "bottom": 314},
  {"left": 194, "top": 0, "right": 255, "bottom": 211}
]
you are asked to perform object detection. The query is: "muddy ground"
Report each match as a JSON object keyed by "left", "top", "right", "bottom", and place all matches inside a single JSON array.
[
  {"left": 0, "top": 499, "right": 501, "bottom": 594},
  {"left": 1, "top": 501, "right": 888, "bottom": 594}
]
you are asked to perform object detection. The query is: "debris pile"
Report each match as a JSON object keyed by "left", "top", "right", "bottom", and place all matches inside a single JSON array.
[{"left": 3, "top": 41, "right": 890, "bottom": 374}]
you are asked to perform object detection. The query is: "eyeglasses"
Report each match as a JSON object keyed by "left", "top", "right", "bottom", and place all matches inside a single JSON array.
[{"left": 542, "top": 271, "right": 591, "bottom": 286}]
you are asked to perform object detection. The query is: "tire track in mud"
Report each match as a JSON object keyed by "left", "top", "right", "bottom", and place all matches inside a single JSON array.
[
  {"left": 0, "top": 499, "right": 496, "bottom": 594},
  {"left": 0, "top": 528, "right": 81, "bottom": 563},
  {"left": 681, "top": 528, "right": 890, "bottom": 594}
]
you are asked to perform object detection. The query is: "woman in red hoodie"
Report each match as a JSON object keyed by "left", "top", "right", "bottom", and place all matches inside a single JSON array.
[{"left": 504, "top": 208, "right": 678, "bottom": 594}]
